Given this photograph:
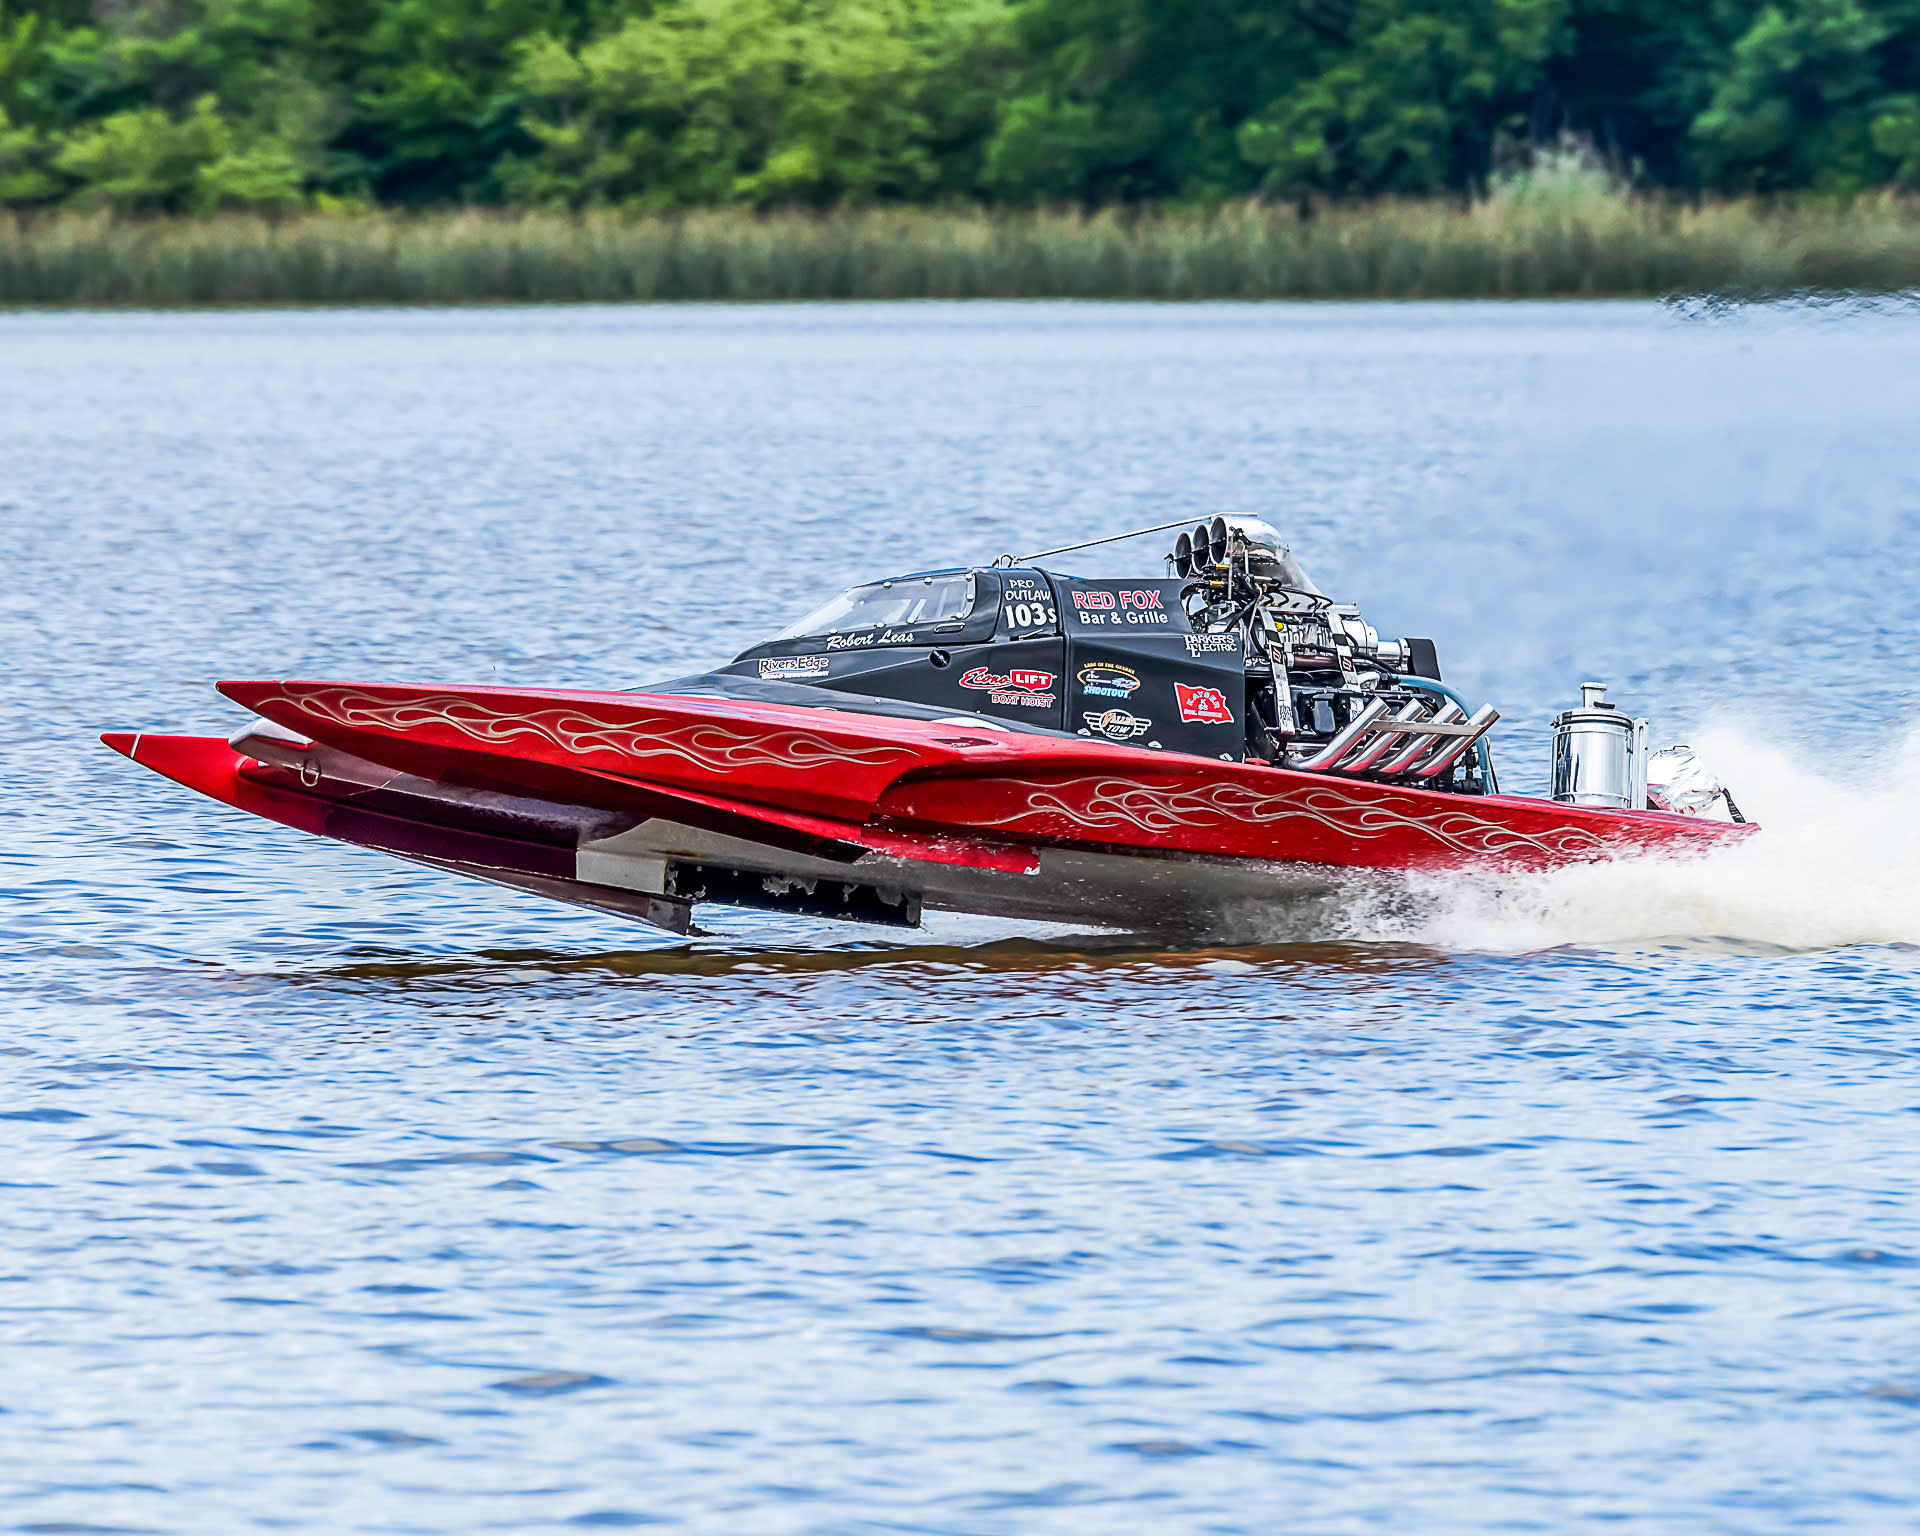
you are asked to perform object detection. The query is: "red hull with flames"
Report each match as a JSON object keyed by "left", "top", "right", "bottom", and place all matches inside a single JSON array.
[{"left": 104, "top": 679, "right": 1752, "bottom": 937}]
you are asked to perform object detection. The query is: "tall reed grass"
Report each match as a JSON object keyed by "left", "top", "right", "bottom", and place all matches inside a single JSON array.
[{"left": 6, "top": 197, "right": 1920, "bottom": 306}]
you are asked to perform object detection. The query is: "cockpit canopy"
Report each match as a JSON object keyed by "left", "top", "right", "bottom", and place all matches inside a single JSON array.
[{"left": 771, "top": 570, "right": 977, "bottom": 641}]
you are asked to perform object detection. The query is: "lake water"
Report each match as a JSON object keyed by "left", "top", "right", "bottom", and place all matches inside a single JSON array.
[{"left": 6, "top": 300, "right": 1920, "bottom": 1534}]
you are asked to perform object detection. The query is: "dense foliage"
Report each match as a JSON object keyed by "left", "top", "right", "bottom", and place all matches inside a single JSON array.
[{"left": 5, "top": 0, "right": 1920, "bottom": 211}]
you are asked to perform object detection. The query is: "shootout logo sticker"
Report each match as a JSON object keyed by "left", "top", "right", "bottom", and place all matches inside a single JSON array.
[
  {"left": 1076, "top": 662, "right": 1140, "bottom": 699},
  {"left": 1174, "top": 682, "right": 1234, "bottom": 724},
  {"left": 759, "top": 655, "right": 830, "bottom": 680},
  {"left": 1082, "top": 708, "right": 1153, "bottom": 741},
  {"left": 960, "top": 666, "right": 1056, "bottom": 708}
]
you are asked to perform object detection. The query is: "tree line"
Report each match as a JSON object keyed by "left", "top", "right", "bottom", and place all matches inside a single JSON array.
[{"left": 3, "top": 0, "right": 1919, "bottom": 215}]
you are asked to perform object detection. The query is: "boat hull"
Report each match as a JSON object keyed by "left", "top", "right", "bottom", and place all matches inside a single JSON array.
[{"left": 102, "top": 680, "right": 1754, "bottom": 936}]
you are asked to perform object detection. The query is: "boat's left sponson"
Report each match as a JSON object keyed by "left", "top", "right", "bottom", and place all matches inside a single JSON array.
[{"left": 103, "top": 680, "right": 1751, "bottom": 933}]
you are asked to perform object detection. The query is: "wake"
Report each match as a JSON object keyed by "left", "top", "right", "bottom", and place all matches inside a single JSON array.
[{"left": 1320, "top": 722, "right": 1920, "bottom": 955}]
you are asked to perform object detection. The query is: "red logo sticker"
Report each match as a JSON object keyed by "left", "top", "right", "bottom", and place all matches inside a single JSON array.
[
  {"left": 1174, "top": 682, "right": 1234, "bottom": 724},
  {"left": 1072, "top": 588, "right": 1164, "bottom": 611},
  {"left": 960, "top": 667, "right": 1053, "bottom": 692}
]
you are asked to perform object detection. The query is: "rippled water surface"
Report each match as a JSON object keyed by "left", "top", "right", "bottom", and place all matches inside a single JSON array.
[{"left": 7, "top": 301, "right": 1920, "bottom": 1533}]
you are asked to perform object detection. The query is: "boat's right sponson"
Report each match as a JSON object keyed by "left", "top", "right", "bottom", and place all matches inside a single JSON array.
[{"left": 105, "top": 678, "right": 1753, "bottom": 934}]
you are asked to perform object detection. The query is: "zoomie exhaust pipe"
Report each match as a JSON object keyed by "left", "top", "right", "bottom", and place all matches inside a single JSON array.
[
  {"left": 1293, "top": 698, "right": 1499, "bottom": 779},
  {"left": 1335, "top": 700, "right": 1430, "bottom": 772},
  {"left": 1292, "top": 697, "right": 1391, "bottom": 772},
  {"left": 1410, "top": 704, "right": 1499, "bottom": 778},
  {"left": 1375, "top": 701, "right": 1465, "bottom": 775}
]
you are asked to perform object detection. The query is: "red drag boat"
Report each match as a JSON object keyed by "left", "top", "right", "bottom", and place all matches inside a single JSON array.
[{"left": 104, "top": 520, "right": 1751, "bottom": 935}]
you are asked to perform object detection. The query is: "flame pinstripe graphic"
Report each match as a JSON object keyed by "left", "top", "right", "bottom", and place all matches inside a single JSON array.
[
  {"left": 970, "top": 776, "right": 1609, "bottom": 858},
  {"left": 255, "top": 689, "right": 921, "bottom": 774}
]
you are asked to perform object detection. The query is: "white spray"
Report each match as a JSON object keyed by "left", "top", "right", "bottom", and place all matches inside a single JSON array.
[{"left": 1327, "top": 721, "right": 1920, "bottom": 955}]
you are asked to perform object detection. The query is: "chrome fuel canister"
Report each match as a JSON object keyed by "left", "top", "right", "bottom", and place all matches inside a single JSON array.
[{"left": 1550, "top": 682, "right": 1649, "bottom": 809}]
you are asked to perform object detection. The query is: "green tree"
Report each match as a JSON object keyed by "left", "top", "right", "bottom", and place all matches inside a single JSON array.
[
  {"left": 9, "top": 0, "right": 1920, "bottom": 212},
  {"left": 1236, "top": 0, "right": 1570, "bottom": 197},
  {"left": 50, "top": 94, "right": 226, "bottom": 210},
  {"left": 0, "top": 3, "right": 58, "bottom": 200},
  {"left": 1690, "top": 0, "right": 1908, "bottom": 189},
  {"left": 503, "top": 0, "right": 1007, "bottom": 207},
  {"left": 980, "top": 0, "right": 1335, "bottom": 203},
  {"left": 0, "top": 104, "right": 56, "bottom": 201},
  {"left": 1539, "top": 0, "right": 1920, "bottom": 190},
  {"left": 341, "top": 0, "right": 634, "bottom": 203},
  {"left": 7, "top": 0, "right": 357, "bottom": 208}
]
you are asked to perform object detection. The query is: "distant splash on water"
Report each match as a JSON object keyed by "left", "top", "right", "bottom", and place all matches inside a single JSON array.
[{"left": 1324, "top": 721, "right": 1920, "bottom": 955}]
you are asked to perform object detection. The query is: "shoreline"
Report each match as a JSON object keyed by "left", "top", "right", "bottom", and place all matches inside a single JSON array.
[{"left": 7, "top": 201, "right": 1920, "bottom": 308}]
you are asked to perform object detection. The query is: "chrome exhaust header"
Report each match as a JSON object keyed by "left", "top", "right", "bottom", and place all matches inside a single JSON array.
[
  {"left": 1375, "top": 701, "right": 1465, "bottom": 774},
  {"left": 1292, "top": 697, "right": 1392, "bottom": 772},
  {"left": 1409, "top": 704, "right": 1500, "bottom": 778},
  {"left": 1336, "top": 700, "right": 1430, "bottom": 772},
  {"left": 1291, "top": 696, "right": 1499, "bottom": 781}
]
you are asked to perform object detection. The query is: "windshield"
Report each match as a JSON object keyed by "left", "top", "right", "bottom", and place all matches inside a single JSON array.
[{"left": 771, "top": 572, "right": 977, "bottom": 641}]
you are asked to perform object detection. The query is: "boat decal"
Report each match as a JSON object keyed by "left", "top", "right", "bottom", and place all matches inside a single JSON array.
[
  {"left": 758, "top": 655, "right": 829, "bottom": 680},
  {"left": 1172, "top": 682, "right": 1234, "bottom": 724},
  {"left": 1081, "top": 710, "right": 1153, "bottom": 741},
  {"left": 959, "top": 667, "right": 1053, "bottom": 693},
  {"left": 254, "top": 688, "right": 922, "bottom": 774},
  {"left": 1076, "top": 662, "right": 1140, "bottom": 698},
  {"left": 970, "top": 776, "right": 1611, "bottom": 858}
]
